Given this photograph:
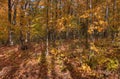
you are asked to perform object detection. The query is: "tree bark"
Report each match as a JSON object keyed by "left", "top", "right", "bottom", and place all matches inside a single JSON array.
[{"left": 8, "top": 0, "right": 13, "bottom": 45}]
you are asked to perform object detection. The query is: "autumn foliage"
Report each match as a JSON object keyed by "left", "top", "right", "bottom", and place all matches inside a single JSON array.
[{"left": 0, "top": 0, "right": 120, "bottom": 79}]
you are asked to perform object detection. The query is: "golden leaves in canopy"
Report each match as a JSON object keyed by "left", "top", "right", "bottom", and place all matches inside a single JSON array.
[
  {"left": 56, "top": 15, "right": 75, "bottom": 32},
  {"left": 80, "top": 6, "right": 108, "bottom": 34}
]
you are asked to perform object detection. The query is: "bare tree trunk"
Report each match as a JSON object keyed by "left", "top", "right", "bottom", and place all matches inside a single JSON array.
[
  {"left": 89, "top": 0, "right": 95, "bottom": 61},
  {"left": 111, "top": 0, "right": 116, "bottom": 41},
  {"left": 89, "top": 0, "right": 93, "bottom": 41},
  {"left": 46, "top": 0, "right": 49, "bottom": 55},
  {"left": 104, "top": 1, "right": 109, "bottom": 38},
  {"left": 13, "top": 1, "right": 17, "bottom": 25},
  {"left": 85, "top": 0, "right": 89, "bottom": 48},
  {"left": 25, "top": 0, "right": 31, "bottom": 44},
  {"left": 8, "top": 0, "right": 13, "bottom": 45}
]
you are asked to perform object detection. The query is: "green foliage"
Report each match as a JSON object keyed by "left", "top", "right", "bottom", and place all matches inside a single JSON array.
[
  {"left": 31, "top": 23, "right": 46, "bottom": 38},
  {"left": 106, "top": 58, "right": 119, "bottom": 71}
]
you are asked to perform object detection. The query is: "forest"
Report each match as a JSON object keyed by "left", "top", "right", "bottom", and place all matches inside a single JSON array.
[{"left": 0, "top": 0, "right": 120, "bottom": 79}]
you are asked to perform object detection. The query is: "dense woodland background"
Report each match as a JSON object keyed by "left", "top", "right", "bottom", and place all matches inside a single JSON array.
[{"left": 0, "top": 0, "right": 120, "bottom": 79}]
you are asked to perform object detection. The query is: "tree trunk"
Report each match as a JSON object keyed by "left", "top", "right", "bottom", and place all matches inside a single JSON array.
[
  {"left": 46, "top": 0, "right": 49, "bottom": 55},
  {"left": 111, "top": 0, "right": 116, "bottom": 41},
  {"left": 8, "top": 0, "right": 13, "bottom": 45}
]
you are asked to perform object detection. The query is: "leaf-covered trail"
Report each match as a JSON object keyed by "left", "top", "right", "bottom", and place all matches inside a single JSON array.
[
  {"left": 0, "top": 44, "right": 72, "bottom": 79},
  {"left": 0, "top": 39, "right": 119, "bottom": 79}
]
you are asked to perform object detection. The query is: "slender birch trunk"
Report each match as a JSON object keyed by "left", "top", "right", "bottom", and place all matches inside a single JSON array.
[
  {"left": 46, "top": 0, "right": 49, "bottom": 55},
  {"left": 8, "top": 0, "right": 13, "bottom": 45}
]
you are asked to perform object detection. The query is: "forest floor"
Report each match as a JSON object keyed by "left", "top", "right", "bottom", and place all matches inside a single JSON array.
[{"left": 0, "top": 39, "right": 120, "bottom": 79}]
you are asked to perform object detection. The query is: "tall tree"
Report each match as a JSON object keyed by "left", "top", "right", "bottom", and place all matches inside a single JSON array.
[
  {"left": 46, "top": 0, "right": 49, "bottom": 55},
  {"left": 8, "top": 0, "right": 13, "bottom": 45}
]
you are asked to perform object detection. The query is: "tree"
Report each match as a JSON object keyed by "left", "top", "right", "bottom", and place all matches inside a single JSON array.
[{"left": 8, "top": 0, "right": 13, "bottom": 45}]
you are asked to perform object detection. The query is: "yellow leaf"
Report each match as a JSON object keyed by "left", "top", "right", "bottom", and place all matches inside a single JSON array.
[
  {"left": 99, "top": 20, "right": 105, "bottom": 25},
  {"left": 50, "top": 48, "right": 57, "bottom": 55}
]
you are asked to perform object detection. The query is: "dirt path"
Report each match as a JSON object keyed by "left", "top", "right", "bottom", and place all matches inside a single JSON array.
[
  {"left": 0, "top": 41, "right": 119, "bottom": 79},
  {"left": 0, "top": 44, "right": 72, "bottom": 79}
]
